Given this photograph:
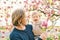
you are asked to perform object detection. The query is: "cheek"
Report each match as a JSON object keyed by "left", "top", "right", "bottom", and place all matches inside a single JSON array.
[{"left": 21, "top": 18, "right": 26, "bottom": 25}]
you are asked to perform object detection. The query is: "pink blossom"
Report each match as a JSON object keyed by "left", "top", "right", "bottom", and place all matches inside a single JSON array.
[
  {"left": 58, "top": 10, "right": 60, "bottom": 15},
  {"left": 5, "top": 18, "right": 8, "bottom": 22},
  {"left": 3, "top": 1, "right": 6, "bottom": 4},
  {"left": 7, "top": 6, "right": 11, "bottom": 9},
  {"left": 2, "top": 31, "right": 5, "bottom": 34},
  {"left": 41, "top": 20, "right": 48, "bottom": 28},
  {"left": 2, "top": 36, "right": 5, "bottom": 38}
]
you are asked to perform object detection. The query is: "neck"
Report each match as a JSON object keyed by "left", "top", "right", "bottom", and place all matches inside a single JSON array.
[{"left": 16, "top": 24, "right": 26, "bottom": 30}]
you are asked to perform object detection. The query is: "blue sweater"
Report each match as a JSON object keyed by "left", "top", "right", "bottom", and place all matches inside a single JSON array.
[{"left": 10, "top": 25, "right": 35, "bottom": 40}]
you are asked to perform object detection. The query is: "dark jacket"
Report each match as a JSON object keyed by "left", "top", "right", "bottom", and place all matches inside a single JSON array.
[{"left": 10, "top": 25, "right": 35, "bottom": 40}]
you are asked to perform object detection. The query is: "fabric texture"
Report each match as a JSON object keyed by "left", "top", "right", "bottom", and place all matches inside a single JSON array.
[{"left": 10, "top": 24, "right": 34, "bottom": 40}]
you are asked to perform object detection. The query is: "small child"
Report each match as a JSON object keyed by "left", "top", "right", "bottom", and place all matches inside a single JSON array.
[{"left": 31, "top": 10, "right": 42, "bottom": 40}]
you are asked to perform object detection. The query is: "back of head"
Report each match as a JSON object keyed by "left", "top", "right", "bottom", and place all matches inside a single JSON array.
[{"left": 12, "top": 9, "right": 25, "bottom": 26}]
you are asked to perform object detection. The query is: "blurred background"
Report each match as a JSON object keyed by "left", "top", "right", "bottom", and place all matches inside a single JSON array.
[{"left": 0, "top": 0, "right": 60, "bottom": 40}]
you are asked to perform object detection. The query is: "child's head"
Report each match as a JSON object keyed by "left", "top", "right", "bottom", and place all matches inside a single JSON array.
[{"left": 31, "top": 10, "right": 41, "bottom": 23}]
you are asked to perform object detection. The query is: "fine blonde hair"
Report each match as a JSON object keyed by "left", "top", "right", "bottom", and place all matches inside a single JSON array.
[
  {"left": 12, "top": 9, "right": 25, "bottom": 26},
  {"left": 31, "top": 10, "right": 41, "bottom": 17}
]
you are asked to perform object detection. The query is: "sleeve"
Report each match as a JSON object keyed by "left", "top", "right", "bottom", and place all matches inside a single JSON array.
[
  {"left": 29, "top": 24, "right": 33, "bottom": 30},
  {"left": 27, "top": 24, "right": 33, "bottom": 30},
  {"left": 10, "top": 34, "right": 22, "bottom": 40}
]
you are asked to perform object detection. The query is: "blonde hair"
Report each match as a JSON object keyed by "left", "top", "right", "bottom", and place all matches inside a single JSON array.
[
  {"left": 31, "top": 10, "right": 41, "bottom": 17},
  {"left": 12, "top": 9, "right": 25, "bottom": 26}
]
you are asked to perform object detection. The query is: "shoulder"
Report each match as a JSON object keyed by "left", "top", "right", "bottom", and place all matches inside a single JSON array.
[
  {"left": 10, "top": 29, "right": 23, "bottom": 40},
  {"left": 10, "top": 33, "right": 22, "bottom": 40},
  {"left": 10, "top": 28, "right": 22, "bottom": 38},
  {"left": 10, "top": 32, "right": 19, "bottom": 40},
  {"left": 10, "top": 30, "right": 19, "bottom": 38},
  {"left": 26, "top": 24, "right": 33, "bottom": 30}
]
